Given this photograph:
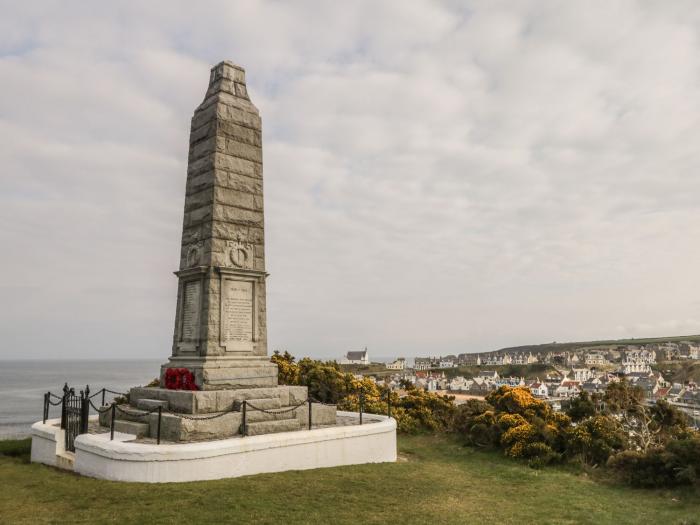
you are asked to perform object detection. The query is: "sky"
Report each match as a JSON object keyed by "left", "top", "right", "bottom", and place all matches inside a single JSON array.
[{"left": 1, "top": 1, "right": 700, "bottom": 361}]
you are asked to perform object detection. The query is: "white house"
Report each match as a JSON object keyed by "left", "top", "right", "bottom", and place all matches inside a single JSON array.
[
  {"left": 439, "top": 357, "right": 456, "bottom": 369},
  {"left": 528, "top": 381, "right": 549, "bottom": 398},
  {"left": 585, "top": 352, "right": 608, "bottom": 366},
  {"left": 482, "top": 353, "right": 512, "bottom": 366},
  {"left": 413, "top": 358, "right": 434, "bottom": 371},
  {"left": 622, "top": 349, "right": 656, "bottom": 374},
  {"left": 386, "top": 358, "right": 406, "bottom": 370},
  {"left": 341, "top": 348, "right": 369, "bottom": 365},
  {"left": 511, "top": 352, "right": 538, "bottom": 365},
  {"left": 679, "top": 343, "right": 700, "bottom": 360},
  {"left": 448, "top": 376, "right": 469, "bottom": 391},
  {"left": 555, "top": 380, "right": 581, "bottom": 398},
  {"left": 568, "top": 368, "right": 594, "bottom": 382}
]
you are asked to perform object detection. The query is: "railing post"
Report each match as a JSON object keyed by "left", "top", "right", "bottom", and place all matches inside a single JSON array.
[
  {"left": 308, "top": 398, "right": 312, "bottom": 430},
  {"left": 101, "top": 388, "right": 106, "bottom": 407},
  {"left": 83, "top": 386, "right": 91, "bottom": 434},
  {"left": 157, "top": 406, "right": 162, "bottom": 445},
  {"left": 110, "top": 403, "right": 116, "bottom": 441},
  {"left": 241, "top": 400, "right": 247, "bottom": 436},
  {"left": 80, "top": 390, "right": 89, "bottom": 434},
  {"left": 43, "top": 393, "right": 48, "bottom": 424},
  {"left": 60, "top": 383, "right": 69, "bottom": 429},
  {"left": 359, "top": 388, "right": 364, "bottom": 425}
]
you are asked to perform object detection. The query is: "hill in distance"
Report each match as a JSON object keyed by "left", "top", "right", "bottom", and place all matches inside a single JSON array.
[{"left": 491, "top": 334, "right": 700, "bottom": 356}]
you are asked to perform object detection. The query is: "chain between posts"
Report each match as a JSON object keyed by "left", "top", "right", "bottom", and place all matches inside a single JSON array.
[{"left": 45, "top": 382, "right": 390, "bottom": 444}]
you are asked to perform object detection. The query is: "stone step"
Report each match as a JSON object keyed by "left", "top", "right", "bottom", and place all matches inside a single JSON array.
[
  {"left": 246, "top": 406, "right": 304, "bottom": 423},
  {"left": 55, "top": 451, "right": 75, "bottom": 471},
  {"left": 136, "top": 398, "right": 168, "bottom": 411},
  {"left": 115, "top": 406, "right": 152, "bottom": 424},
  {"left": 114, "top": 420, "right": 150, "bottom": 438},
  {"left": 242, "top": 397, "right": 282, "bottom": 411},
  {"left": 245, "top": 418, "right": 301, "bottom": 436}
]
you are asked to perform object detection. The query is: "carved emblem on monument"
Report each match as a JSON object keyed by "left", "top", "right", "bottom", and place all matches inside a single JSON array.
[
  {"left": 186, "top": 242, "right": 203, "bottom": 267},
  {"left": 227, "top": 235, "right": 254, "bottom": 269}
]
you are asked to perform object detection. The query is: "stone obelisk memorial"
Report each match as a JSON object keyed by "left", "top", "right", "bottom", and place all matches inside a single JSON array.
[
  {"left": 166, "top": 59, "right": 275, "bottom": 388},
  {"left": 105, "top": 61, "right": 336, "bottom": 441},
  {"left": 32, "top": 60, "right": 396, "bottom": 480}
]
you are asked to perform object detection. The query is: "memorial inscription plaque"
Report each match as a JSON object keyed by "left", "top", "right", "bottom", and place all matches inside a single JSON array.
[
  {"left": 221, "top": 279, "right": 254, "bottom": 349},
  {"left": 181, "top": 280, "right": 201, "bottom": 342}
]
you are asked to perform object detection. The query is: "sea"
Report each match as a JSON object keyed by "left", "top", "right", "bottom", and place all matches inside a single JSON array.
[
  {"left": 0, "top": 360, "right": 161, "bottom": 439},
  {"left": 0, "top": 355, "right": 403, "bottom": 439}
]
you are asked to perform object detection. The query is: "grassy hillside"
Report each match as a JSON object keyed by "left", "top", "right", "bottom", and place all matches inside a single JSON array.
[
  {"left": 494, "top": 334, "right": 700, "bottom": 356},
  {"left": 654, "top": 361, "right": 700, "bottom": 384},
  {"left": 2, "top": 436, "right": 699, "bottom": 524},
  {"left": 440, "top": 363, "right": 557, "bottom": 380},
  {"left": 338, "top": 362, "right": 394, "bottom": 377}
]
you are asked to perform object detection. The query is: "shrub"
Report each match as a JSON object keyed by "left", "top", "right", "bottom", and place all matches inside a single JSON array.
[
  {"left": 454, "top": 386, "right": 570, "bottom": 462},
  {"left": 451, "top": 399, "right": 493, "bottom": 434},
  {"left": 271, "top": 351, "right": 456, "bottom": 433},
  {"left": 522, "top": 442, "right": 560, "bottom": 468},
  {"left": 566, "top": 415, "right": 627, "bottom": 465},
  {"left": 607, "top": 437, "right": 700, "bottom": 487},
  {"left": 607, "top": 449, "right": 676, "bottom": 487},
  {"left": 565, "top": 391, "right": 596, "bottom": 422}
]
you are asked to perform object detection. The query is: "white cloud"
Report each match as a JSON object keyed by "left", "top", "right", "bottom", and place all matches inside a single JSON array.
[{"left": 1, "top": 0, "right": 699, "bottom": 360}]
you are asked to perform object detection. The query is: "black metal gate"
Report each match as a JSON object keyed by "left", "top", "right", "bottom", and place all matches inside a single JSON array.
[{"left": 60, "top": 384, "right": 90, "bottom": 452}]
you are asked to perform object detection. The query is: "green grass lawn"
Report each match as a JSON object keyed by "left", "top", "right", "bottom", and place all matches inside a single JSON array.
[
  {"left": 654, "top": 360, "right": 700, "bottom": 384},
  {"left": 2, "top": 435, "right": 699, "bottom": 524}
]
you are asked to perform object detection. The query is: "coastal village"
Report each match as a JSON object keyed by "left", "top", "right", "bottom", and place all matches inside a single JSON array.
[{"left": 339, "top": 342, "right": 700, "bottom": 423}]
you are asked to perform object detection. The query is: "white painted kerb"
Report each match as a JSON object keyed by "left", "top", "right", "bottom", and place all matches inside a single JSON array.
[
  {"left": 32, "top": 412, "right": 396, "bottom": 483},
  {"left": 30, "top": 418, "right": 65, "bottom": 467}
]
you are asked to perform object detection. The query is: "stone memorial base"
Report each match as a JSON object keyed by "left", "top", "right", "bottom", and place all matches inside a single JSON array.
[
  {"left": 31, "top": 412, "right": 397, "bottom": 483},
  {"left": 100, "top": 385, "right": 336, "bottom": 442},
  {"left": 161, "top": 357, "right": 279, "bottom": 390}
]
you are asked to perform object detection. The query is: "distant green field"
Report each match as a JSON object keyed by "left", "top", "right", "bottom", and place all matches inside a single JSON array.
[
  {"left": 438, "top": 363, "right": 557, "bottom": 380},
  {"left": 495, "top": 334, "right": 700, "bottom": 355},
  {"left": 338, "top": 362, "right": 394, "bottom": 377},
  {"left": 2, "top": 435, "right": 699, "bottom": 524}
]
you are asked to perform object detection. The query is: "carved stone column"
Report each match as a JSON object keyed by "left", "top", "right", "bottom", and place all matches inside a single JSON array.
[{"left": 163, "top": 61, "right": 276, "bottom": 390}]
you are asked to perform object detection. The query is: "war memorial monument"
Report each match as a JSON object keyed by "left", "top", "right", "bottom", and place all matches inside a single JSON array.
[{"left": 30, "top": 60, "right": 397, "bottom": 482}]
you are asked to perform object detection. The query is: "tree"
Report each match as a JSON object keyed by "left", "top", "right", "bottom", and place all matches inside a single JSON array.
[
  {"left": 566, "top": 391, "right": 596, "bottom": 422},
  {"left": 603, "top": 380, "right": 644, "bottom": 413}
]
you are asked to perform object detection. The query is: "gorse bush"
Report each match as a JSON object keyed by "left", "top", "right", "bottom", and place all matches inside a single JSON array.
[
  {"left": 452, "top": 386, "right": 570, "bottom": 466},
  {"left": 566, "top": 415, "right": 627, "bottom": 465},
  {"left": 451, "top": 382, "right": 700, "bottom": 485},
  {"left": 271, "top": 351, "right": 455, "bottom": 433},
  {"left": 272, "top": 352, "right": 700, "bottom": 487}
]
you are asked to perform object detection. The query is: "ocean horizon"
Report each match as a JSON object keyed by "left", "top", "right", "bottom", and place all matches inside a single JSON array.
[
  {"left": 0, "top": 359, "right": 161, "bottom": 439},
  {"left": 0, "top": 356, "right": 404, "bottom": 439}
]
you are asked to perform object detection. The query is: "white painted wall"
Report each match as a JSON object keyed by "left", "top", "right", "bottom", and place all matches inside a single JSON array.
[
  {"left": 30, "top": 418, "right": 64, "bottom": 467},
  {"left": 32, "top": 412, "right": 396, "bottom": 483}
]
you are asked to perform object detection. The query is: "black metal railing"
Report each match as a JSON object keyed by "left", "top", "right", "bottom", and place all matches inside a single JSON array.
[
  {"left": 60, "top": 384, "right": 86, "bottom": 452},
  {"left": 42, "top": 383, "right": 129, "bottom": 452},
  {"left": 42, "top": 383, "right": 395, "bottom": 447}
]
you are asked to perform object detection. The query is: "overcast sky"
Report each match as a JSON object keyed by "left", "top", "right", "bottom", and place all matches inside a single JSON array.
[{"left": 1, "top": 1, "right": 699, "bottom": 361}]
